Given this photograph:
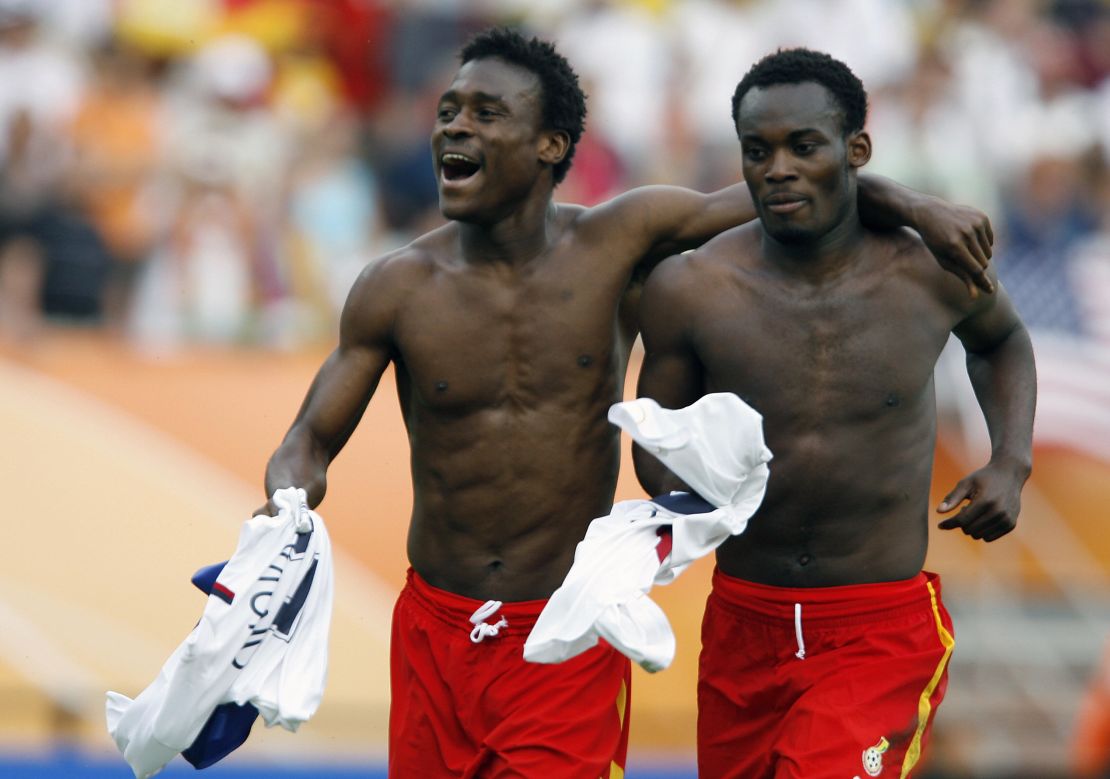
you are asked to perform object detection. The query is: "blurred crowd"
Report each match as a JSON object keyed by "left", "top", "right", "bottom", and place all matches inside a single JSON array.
[{"left": 0, "top": 0, "right": 1106, "bottom": 351}]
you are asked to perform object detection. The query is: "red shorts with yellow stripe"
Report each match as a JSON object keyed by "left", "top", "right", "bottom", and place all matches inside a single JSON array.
[
  {"left": 698, "top": 569, "right": 955, "bottom": 779},
  {"left": 389, "top": 569, "right": 631, "bottom": 778}
]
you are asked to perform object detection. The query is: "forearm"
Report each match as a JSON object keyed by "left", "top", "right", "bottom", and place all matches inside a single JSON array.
[
  {"left": 644, "top": 182, "right": 757, "bottom": 250},
  {"left": 264, "top": 425, "right": 332, "bottom": 508},
  {"left": 857, "top": 174, "right": 932, "bottom": 231},
  {"left": 860, "top": 174, "right": 995, "bottom": 296},
  {"left": 966, "top": 324, "right": 1037, "bottom": 474}
]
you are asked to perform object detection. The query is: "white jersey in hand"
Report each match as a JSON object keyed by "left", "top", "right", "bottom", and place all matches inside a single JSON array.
[
  {"left": 524, "top": 393, "right": 771, "bottom": 672},
  {"left": 105, "top": 487, "right": 333, "bottom": 779}
]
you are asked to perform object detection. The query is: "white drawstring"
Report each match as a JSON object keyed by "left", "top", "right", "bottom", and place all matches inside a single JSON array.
[
  {"left": 469, "top": 600, "right": 508, "bottom": 643},
  {"left": 793, "top": 602, "right": 806, "bottom": 660}
]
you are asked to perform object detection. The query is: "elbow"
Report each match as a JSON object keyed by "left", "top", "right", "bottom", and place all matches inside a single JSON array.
[{"left": 966, "top": 321, "right": 1035, "bottom": 371}]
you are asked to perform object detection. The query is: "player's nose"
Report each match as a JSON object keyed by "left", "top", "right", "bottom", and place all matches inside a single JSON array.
[
  {"left": 765, "top": 148, "right": 796, "bottom": 181},
  {"left": 442, "top": 110, "right": 475, "bottom": 138}
]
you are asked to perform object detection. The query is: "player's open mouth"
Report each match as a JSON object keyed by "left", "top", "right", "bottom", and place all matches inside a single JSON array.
[{"left": 440, "top": 153, "right": 481, "bottom": 183}]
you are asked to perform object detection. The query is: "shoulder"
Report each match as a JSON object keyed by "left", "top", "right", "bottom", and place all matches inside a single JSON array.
[
  {"left": 553, "top": 201, "right": 589, "bottom": 224},
  {"left": 347, "top": 227, "right": 452, "bottom": 300},
  {"left": 644, "top": 224, "right": 759, "bottom": 303},
  {"left": 697, "top": 219, "right": 763, "bottom": 260},
  {"left": 650, "top": 223, "right": 761, "bottom": 284},
  {"left": 873, "top": 226, "right": 991, "bottom": 315},
  {"left": 549, "top": 202, "right": 591, "bottom": 243},
  {"left": 340, "top": 226, "right": 455, "bottom": 336}
]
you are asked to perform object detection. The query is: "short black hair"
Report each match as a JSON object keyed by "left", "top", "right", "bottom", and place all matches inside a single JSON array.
[
  {"left": 460, "top": 27, "right": 586, "bottom": 185},
  {"left": 731, "top": 48, "right": 868, "bottom": 137}
]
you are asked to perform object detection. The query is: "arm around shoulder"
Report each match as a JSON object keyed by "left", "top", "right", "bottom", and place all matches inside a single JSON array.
[
  {"left": 583, "top": 182, "right": 756, "bottom": 274},
  {"left": 858, "top": 174, "right": 995, "bottom": 296}
]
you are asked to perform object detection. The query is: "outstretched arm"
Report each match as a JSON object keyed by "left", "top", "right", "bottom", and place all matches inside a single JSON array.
[
  {"left": 633, "top": 258, "right": 707, "bottom": 497},
  {"left": 939, "top": 271, "right": 1037, "bottom": 541},
  {"left": 258, "top": 263, "right": 395, "bottom": 513},
  {"left": 858, "top": 174, "right": 995, "bottom": 296}
]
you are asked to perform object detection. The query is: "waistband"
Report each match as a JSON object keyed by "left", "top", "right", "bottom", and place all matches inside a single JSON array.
[
  {"left": 711, "top": 568, "right": 942, "bottom": 627},
  {"left": 403, "top": 568, "right": 548, "bottom": 637}
]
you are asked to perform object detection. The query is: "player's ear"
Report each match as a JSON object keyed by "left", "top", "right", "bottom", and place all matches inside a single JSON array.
[
  {"left": 847, "top": 130, "right": 871, "bottom": 169},
  {"left": 538, "top": 130, "right": 570, "bottom": 168}
]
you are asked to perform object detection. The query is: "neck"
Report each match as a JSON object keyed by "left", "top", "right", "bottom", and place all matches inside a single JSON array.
[
  {"left": 457, "top": 196, "right": 557, "bottom": 266},
  {"left": 762, "top": 202, "right": 866, "bottom": 285}
]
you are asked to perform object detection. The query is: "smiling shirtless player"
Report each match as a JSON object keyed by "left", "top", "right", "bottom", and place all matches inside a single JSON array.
[{"left": 256, "top": 29, "right": 997, "bottom": 778}]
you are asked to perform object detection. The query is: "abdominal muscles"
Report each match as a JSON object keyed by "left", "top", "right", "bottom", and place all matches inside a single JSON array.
[
  {"left": 717, "top": 404, "right": 937, "bottom": 587},
  {"left": 403, "top": 400, "right": 621, "bottom": 601}
]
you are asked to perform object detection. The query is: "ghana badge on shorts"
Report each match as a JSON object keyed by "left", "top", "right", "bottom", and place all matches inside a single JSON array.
[{"left": 861, "top": 736, "right": 890, "bottom": 777}]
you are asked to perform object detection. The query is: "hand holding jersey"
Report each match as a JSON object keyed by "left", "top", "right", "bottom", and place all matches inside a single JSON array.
[{"left": 105, "top": 488, "right": 332, "bottom": 778}]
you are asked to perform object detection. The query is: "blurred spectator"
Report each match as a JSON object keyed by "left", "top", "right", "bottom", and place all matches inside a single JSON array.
[
  {"left": 269, "top": 26, "right": 347, "bottom": 140},
  {"left": 283, "top": 112, "right": 383, "bottom": 331},
  {"left": 940, "top": 0, "right": 1050, "bottom": 181},
  {"left": 362, "top": 8, "right": 482, "bottom": 236},
  {"left": 0, "top": 0, "right": 105, "bottom": 341},
  {"left": 761, "top": 0, "right": 918, "bottom": 90},
  {"left": 1049, "top": 0, "right": 1110, "bottom": 88},
  {"left": 363, "top": 75, "right": 443, "bottom": 237},
  {"left": 130, "top": 34, "right": 289, "bottom": 347},
  {"left": 314, "top": 0, "right": 395, "bottom": 112},
  {"left": 64, "top": 40, "right": 165, "bottom": 331},
  {"left": 868, "top": 46, "right": 999, "bottom": 212},
  {"left": 114, "top": 0, "right": 221, "bottom": 59},
  {"left": 33, "top": 0, "right": 115, "bottom": 50},
  {"left": 0, "top": 0, "right": 1101, "bottom": 366},
  {"left": 669, "top": 0, "right": 767, "bottom": 151},
  {"left": 555, "top": 125, "right": 626, "bottom": 207},
  {"left": 554, "top": 0, "right": 670, "bottom": 180}
]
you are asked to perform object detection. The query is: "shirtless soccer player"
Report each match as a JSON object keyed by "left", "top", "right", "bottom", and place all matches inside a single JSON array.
[
  {"left": 258, "top": 29, "right": 998, "bottom": 778},
  {"left": 635, "top": 48, "right": 1037, "bottom": 779}
]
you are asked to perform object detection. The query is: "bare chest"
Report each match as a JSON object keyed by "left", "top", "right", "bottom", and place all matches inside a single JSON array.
[
  {"left": 694, "top": 277, "right": 956, "bottom": 424},
  {"left": 392, "top": 263, "right": 629, "bottom": 411}
]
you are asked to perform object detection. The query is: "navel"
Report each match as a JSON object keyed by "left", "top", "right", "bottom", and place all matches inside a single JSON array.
[
  {"left": 885, "top": 393, "right": 900, "bottom": 408},
  {"left": 577, "top": 354, "right": 593, "bottom": 368},
  {"left": 435, "top": 381, "right": 449, "bottom": 393}
]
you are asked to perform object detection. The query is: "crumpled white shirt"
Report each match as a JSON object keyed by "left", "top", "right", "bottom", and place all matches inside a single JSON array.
[
  {"left": 105, "top": 487, "right": 334, "bottom": 779},
  {"left": 524, "top": 393, "right": 771, "bottom": 672}
]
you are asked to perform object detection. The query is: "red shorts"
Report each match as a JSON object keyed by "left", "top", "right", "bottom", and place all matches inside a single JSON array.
[
  {"left": 698, "top": 569, "right": 955, "bottom": 779},
  {"left": 389, "top": 569, "right": 631, "bottom": 778}
]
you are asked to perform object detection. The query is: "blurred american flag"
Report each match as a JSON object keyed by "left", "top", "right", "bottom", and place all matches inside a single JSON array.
[{"left": 1006, "top": 234, "right": 1110, "bottom": 462}]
